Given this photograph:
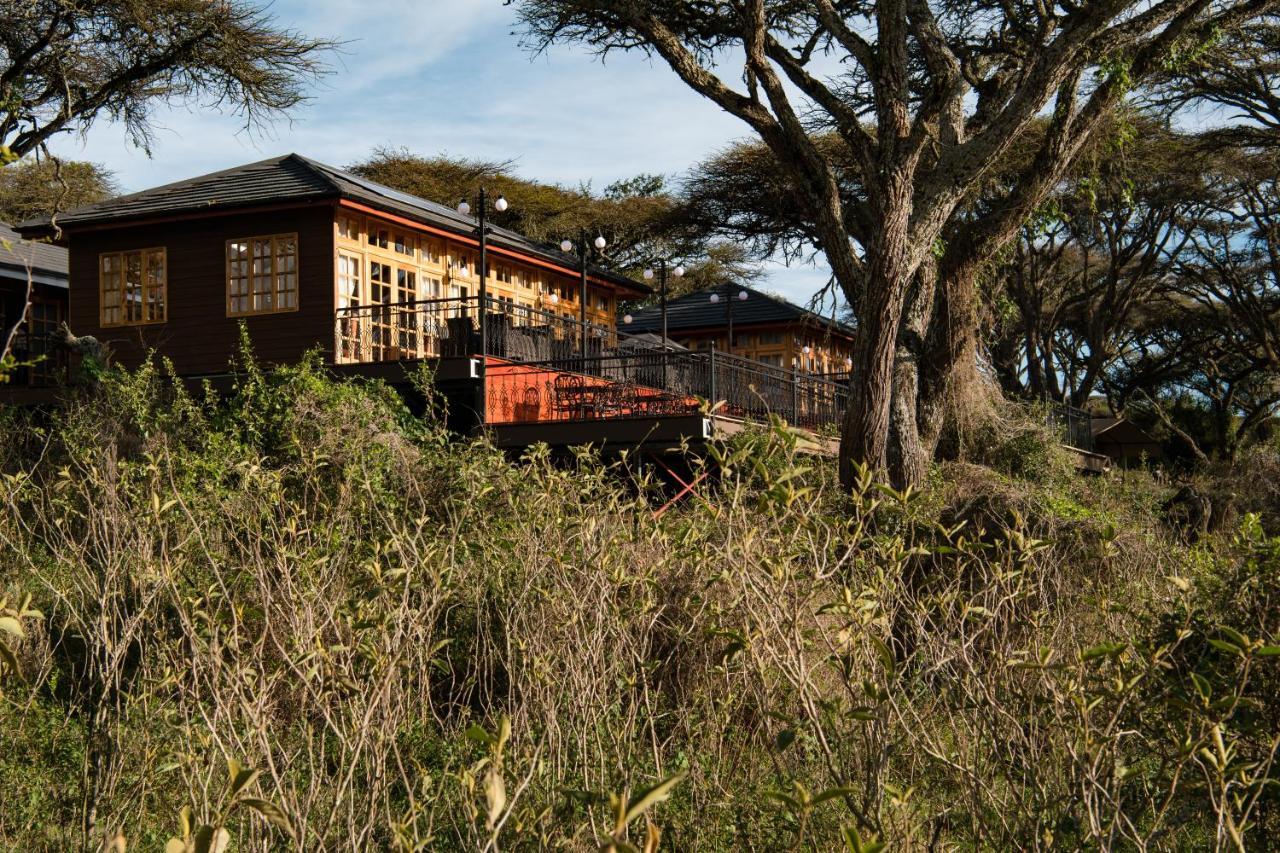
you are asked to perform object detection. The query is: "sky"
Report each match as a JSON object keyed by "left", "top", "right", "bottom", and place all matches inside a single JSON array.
[{"left": 45, "top": 0, "right": 836, "bottom": 307}]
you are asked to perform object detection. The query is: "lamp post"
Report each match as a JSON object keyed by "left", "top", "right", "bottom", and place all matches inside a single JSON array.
[
  {"left": 709, "top": 283, "right": 749, "bottom": 355},
  {"left": 457, "top": 189, "right": 508, "bottom": 357},
  {"left": 640, "top": 259, "right": 685, "bottom": 388},
  {"left": 560, "top": 231, "right": 607, "bottom": 359}
]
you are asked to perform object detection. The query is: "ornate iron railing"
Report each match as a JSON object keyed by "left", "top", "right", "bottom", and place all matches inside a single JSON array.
[
  {"left": 485, "top": 349, "right": 849, "bottom": 430},
  {"left": 335, "top": 295, "right": 851, "bottom": 431},
  {"left": 333, "top": 296, "right": 621, "bottom": 365}
]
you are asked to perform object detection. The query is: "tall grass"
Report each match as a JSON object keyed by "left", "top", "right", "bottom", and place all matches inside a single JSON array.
[{"left": 0, "top": 353, "right": 1277, "bottom": 851}]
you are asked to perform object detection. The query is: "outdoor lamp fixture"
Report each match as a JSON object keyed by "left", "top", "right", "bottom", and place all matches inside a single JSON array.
[
  {"left": 561, "top": 230, "right": 610, "bottom": 357},
  {"left": 711, "top": 282, "right": 748, "bottom": 353},
  {"left": 622, "top": 313, "right": 633, "bottom": 324},
  {"left": 642, "top": 258, "right": 683, "bottom": 385},
  {"left": 457, "top": 188, "right": 510, "bottom": 357}
]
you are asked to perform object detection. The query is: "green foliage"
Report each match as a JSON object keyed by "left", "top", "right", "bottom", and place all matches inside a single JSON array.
[
  {"left": 0, "top": 157, "right": 117, "bottom": 223},
  {"left": 0, "top": 357, "right": 1277, "bottom": 849}
]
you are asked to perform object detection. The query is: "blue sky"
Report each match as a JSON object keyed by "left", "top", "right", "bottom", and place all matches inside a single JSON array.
[{"left": 46, "top": 0, "right": 835, "bottom": 306}]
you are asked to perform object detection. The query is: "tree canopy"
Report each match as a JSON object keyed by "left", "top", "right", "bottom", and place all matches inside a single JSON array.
[
  {"left": 0, "top": 0, "right": 334, "bottom": 163},
  {"left": 0, "top": 157, "right": 115, "bottom": 225},
  {"left": 348, "top": 147, "right": 760, "bottom": 299},
  {"left": 515, "top": 0, "right": 1280, "bottom": 487}
]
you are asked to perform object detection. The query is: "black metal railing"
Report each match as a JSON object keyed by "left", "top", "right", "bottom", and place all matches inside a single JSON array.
[
  {"left": 335, "top": 295, "right": 851, "bottom": 432},
  {"left": 334, "top": 296, "right": 621, "bottom": 364},
  {"left": 1047, "top": 402, "right": 1094, "bottom": 451},
  {"left": 485, "top": 349, "right": 849, "bottom": 430}
]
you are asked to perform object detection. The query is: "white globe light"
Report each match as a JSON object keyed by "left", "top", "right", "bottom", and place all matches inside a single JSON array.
[
  {"left": 709, "top": 293, "right": 720, "bottom": 304},
  {"left": 738, "top": 290, "right": 748, "bottom": 301},
  {"left": 560, "top": 239, "right": 573, "bottom": 253},
  {"left": 672, "top": 265, "right": 685, "bottom": 278},
  {"left": 643, "top": 268, "right": 654, "bottom": 280},
  {"left": 457, "top": 199, "right": 471, "bottom": 215},
  {"left": 494, "top": 195, "right": 508, "bottom": 212},
  {"left": 623, "top": 314, "right": 633, "bottom": 324},
  {"left": 594, "top": 234, "right": 607, "bottom": 250},
  {"left": 802, "top": 345, "right": 811, "bottom": 355},
  {"left": 550, "top": 293, "right": 559, "bottom": 304}
]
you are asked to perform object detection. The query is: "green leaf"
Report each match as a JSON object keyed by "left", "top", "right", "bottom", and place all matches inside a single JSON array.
[
  {"left": 869, "top": 636, "right": 895, "bottom": 678},
  {"left": 229, "top": 765, "right": 259, "bottom": 799},
  {"left": 811, "top": 786, "right": 857, "bottom": 806},
  {"left": 1081, "top": 642, "right": 1126, "bottom": 662},
  {"left": 775, "top": 729, "right": 796, "bottom": 751},
  {"left": 622, "top": 771, "right": 687, "bottom": 826},
  {"left": 164, "top": 839, "right": 186, "bottom": 853},
  {"left": 240, "top": 798, "right": 294, "bottom": 836},
  {"left": 0, "top": 616, "right": 25, "bottom": 639},
  {"left": 1256, "top": 646, "right": 1280, "bottom": 657},
  {"left": 1208, "top": 638, "right": 1244, "bottom": 656},
  {"left": 464, "top": 724, "right": 495, "bottom": 745}
]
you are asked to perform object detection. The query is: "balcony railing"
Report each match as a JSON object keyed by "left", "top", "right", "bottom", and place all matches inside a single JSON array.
[
  {"left": 335, "top": 295, "right": 851, "bottom": 432},
  {"left": 334, "top": 296, "right": 618, "bottom": 364},
  {"left": 486, "top": 350, "right": 848, "bottom": 431}
]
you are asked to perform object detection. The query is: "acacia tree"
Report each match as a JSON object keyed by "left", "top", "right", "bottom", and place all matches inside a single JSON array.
[
  {"left": 0, "top": 0, "right": 332, "bottom": 371},
  {"left": 515, "top": 0, "right": 1277, "bottom": 488},
  {"left": 0, "top": 0, "right": 334, "bottom": 163},
  {"left": 350, "top": 147, "right": 761, "bottom": 295},
  {"left": 988, "top": 126, "right": 1205, "bottom": 406}
]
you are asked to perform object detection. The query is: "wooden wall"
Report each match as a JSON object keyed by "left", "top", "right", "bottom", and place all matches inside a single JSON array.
[{"left": 66, "top": 205, "right": 335, "bottom": 376}]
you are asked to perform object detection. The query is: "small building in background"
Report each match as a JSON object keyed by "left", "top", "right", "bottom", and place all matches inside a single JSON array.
[
  {"left": 621, "top": 284, "right": 856, "bottom": 376},
  {"left": 0, "top": 222, "right": 68, "bottom": 390},
  {"left": 1091, "top": 417, "right": 1164, "bottom": 465}
]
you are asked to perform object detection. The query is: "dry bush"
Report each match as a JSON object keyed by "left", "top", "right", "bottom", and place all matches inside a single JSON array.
[{"left": 0, "top": 354, "right": 1278, "bottom": 851}]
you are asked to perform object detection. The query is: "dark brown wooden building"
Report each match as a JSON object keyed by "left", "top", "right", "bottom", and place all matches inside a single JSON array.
[
  {"left": 621, "top": 284, "right": 856, "bottom": 375},
  {"left": 17, "top": 154, "right": 645, "bottom": 377},
  {"left": 8, "top": 155, "right": 850, "bottom": 454},
  {"left": 1, "top": 222, "right": 68, "bottom": 391}
]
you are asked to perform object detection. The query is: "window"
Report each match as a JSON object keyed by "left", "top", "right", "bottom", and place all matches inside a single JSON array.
[
  {"left": 758, "top": 331, "right": 785, "bottom": 345},
  {"left": 370, "top": 228, "right": 390, "bottom": 250},
  {"left": 495, "top": 264, "right": 513, "bottom": 284},
  {"left": 758, "top": 354, "right": 783, "bottom": 368},
  {"left": 393, "top": 232, "right": 414, "bottom": 256},
  {"left": 338, "top": 254, "right": 362, "bottom": 307},
  {"left": 421, "top": 238, "right": 444, "bottom": 267},
  {"left": 370, "top": 261, "right": 393, "bottom": 305},
  {"left": 100, "top": 248, "right": 166, "bottom": 326},
  {"left": 227, "top": 234, "right": 297, "bottom": 316},
  {"left": 396, "top": 267, "right": 417, "bottom": 303},
  {"left": 337, "top": 215, "right": 360, "bottom": 241},
  {"left": 452, "top": 251, "right": 474, "bottom": 278}
]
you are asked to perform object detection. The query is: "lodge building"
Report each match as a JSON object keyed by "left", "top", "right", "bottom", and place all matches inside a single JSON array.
[
  {"left": 621, "top": 284, "right": 855, "bottom": 376},
  {"left": 7, "top": 154, "right": 850, "bottom": 452}
]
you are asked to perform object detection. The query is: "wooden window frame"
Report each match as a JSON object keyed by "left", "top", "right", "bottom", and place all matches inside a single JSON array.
[
  {"left": 99, "top": 247, "right": 167, "bottom": 327},
  {"left": 226, "top": 233, "right": 300, "bottom": 318}
]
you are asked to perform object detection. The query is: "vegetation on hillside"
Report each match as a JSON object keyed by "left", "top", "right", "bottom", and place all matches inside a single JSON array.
[{"left": 1, "top": 351, "right": 1277, "bottom": 850}]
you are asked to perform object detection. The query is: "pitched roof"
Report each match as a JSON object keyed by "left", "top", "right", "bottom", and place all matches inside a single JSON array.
[
  {"left": 0, "top": 222, "right": 68, "bottom": 288},
  {"left": 622, "top": 284, "right": 855, "bottom": 338},
  {"left": 17, "top": 154, "right": 646, "bottom": 294}
]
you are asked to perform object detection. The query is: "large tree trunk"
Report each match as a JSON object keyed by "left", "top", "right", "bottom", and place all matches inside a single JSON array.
[
  {"left": 885, "top": 260, "right": 940, "bottom": 488},
  {"left": 839, "top": 182, "right": 915, "bottom": 489}
]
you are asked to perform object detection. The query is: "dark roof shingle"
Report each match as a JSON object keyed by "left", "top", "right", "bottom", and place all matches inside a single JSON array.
[{"left": 0, "top": 222, "right": 68, "bottom": 286}]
